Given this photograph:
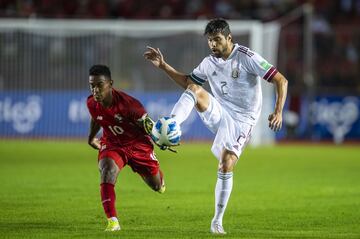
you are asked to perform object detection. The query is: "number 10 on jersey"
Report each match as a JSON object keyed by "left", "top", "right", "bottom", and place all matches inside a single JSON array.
[{"left": 108, "top": 125, "right": 124, "bottom": 135}]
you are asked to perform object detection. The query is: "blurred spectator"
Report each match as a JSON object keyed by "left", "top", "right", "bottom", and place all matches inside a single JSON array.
[{"left": 0, "top": 0, "right": 359, "bottom": 94}]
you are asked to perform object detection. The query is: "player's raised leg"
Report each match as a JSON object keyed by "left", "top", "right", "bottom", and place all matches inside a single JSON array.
[
  {"left": 170, "top": 84, "right": 210, "bottom": 125},
  {"left": 211, "top": 149, "right": 237, "bottom": 234},
  {"left": 99, "top": 157, "right": 122, "bottom": 231},
  {"left": 141, "top": 170, "right": 166, "bottom": 193}
]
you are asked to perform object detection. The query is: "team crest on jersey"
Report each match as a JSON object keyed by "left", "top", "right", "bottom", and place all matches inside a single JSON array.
[
  {"left": 231, "top": 69, "right": 239, "bottom": 78},
  {"left": 114, "top": 114, "right": 123, "bottom": 123}
]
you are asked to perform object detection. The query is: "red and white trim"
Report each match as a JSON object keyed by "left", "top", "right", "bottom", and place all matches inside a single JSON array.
[{"left": 263, "top": 66, "right": 278, "bottom": 82}]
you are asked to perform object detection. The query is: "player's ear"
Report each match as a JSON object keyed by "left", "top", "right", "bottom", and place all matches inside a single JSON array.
[
  {"left": 227, "top": 34, "right": 232, "bottom": 42},
  {"left": 110, "top": 79, "right": 113, "bottom": 86}
]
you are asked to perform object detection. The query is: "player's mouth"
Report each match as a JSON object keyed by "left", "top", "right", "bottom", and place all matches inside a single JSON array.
[{"left": 211, "top": 49, "right": 222, "bottom": 57}]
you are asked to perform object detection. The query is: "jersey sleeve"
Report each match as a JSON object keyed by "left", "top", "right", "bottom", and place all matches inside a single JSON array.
[
  {"left": 189, "top": 58, "right": 208, "bottom": 86},
  {"left": 240, "top": 49, "right": 278, "bottom": 82}
]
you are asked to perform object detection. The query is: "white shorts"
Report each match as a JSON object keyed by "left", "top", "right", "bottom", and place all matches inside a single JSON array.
[{"left": 198, "top": 94, "right": 253, "bottom": 160}]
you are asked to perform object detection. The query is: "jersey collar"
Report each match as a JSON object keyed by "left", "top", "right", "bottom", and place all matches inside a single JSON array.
[{"left": 227, "top": 43, "right": 240, "bottom": 60}]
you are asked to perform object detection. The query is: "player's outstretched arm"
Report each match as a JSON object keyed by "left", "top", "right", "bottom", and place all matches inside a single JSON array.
[
  {"left": 88, "top": 118, "right": 101, "bottom": 150},
  {"left": 268, "top": 72, "right": 288, "bottom": 131},
  {"left": 144, "top": 46, "right": 192, "bottom": 90}
]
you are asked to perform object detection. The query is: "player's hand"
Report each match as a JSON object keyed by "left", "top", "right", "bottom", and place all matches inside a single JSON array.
[
  {"left": 144, "top": 46, "right": 165, "bottom": 68},
  {"left": 268, "top": 112, "right": 283, "bottom": 131},
  {"left": 143, "top": 114, "right": 154, "bottom": 135},
  {"left": 88, "top": 137, "right": 101, "bottom": 150}
]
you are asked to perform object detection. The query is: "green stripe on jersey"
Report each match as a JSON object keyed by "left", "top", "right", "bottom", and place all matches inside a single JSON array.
[
  {"left": 189, "top": 73, "right": 205, "bottom": 85},
  {"left": 260, "top": 61, "right": 271, "bottom": 70}
]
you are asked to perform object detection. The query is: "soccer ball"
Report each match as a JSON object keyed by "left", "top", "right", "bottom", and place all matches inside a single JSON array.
[{"left": 151, "top": 116, "right": 181, "bottom": 146}]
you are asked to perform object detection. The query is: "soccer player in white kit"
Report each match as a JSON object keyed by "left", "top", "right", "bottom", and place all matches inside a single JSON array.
[{"left": 144, "top": 18, "right": 288, "bottom": 234}]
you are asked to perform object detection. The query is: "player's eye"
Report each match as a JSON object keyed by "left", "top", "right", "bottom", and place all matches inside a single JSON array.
[{"left": 90, "top": 84, "right": 102, "bottom": 91}]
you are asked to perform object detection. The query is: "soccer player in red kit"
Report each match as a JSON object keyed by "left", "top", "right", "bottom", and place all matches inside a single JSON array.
[{"left": 86, "top": 64, "right": 165, "bottom": 232}]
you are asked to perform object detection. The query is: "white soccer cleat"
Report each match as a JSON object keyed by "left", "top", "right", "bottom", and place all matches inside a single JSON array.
[{"left": 210, "top": 220, "right": 226, "bottom": 234}]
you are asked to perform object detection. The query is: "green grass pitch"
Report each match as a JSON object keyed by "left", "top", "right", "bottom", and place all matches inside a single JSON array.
[{"left": 0, "top": 140, "right": 359, "bottom": 239}]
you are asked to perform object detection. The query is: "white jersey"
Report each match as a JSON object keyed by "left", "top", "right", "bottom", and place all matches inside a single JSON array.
[{"left": 189, "top": 44, "right": 278, "bottom": 125}]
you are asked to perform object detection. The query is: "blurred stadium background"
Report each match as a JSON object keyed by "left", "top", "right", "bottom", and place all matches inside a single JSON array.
[
  {"left": 0, "top": 0, "right": 359, "bottom": 144},
  {"left": 0, "top": 1, "right": 360, "bottom": 239}
]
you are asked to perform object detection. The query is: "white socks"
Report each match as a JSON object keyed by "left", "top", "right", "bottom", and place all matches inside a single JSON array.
[
  {"left": 170, "top": 89, "right": 197, "bottom": 125},
  {"left": 213, "top": 171, "right": 233, "bottom": 224}
]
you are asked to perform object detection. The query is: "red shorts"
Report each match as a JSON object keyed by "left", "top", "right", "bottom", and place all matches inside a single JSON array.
[{"left": 98, "top": 139, "right": 159, "bottom": 176}]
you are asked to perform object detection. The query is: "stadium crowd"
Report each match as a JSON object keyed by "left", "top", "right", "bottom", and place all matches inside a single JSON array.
[
  {"left": 0, "top": 0, "right": 358, "bottom": 23},
  {"left": 1, "top": 0, "right": 304, "bottom": 20},
  {"left": 0, "top": 0, "right": 359, "bottom": 95}
]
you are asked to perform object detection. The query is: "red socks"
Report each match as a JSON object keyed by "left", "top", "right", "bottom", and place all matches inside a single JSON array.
[{"left": 100, "top": 183, "right": 117, "bottom": 218}]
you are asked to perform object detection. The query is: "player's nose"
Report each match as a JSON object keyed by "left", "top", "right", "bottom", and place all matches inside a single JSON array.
[{"left": 92, "top": 86, "right": 100, "bottom": 94}]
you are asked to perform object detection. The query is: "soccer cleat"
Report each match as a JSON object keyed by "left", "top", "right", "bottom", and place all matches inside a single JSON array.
[
  {"left": 105, "top": 218, "right": 121, "bottom": 232},
  {"left": 210, "top": 220, "right": 226, "bottom": 234}
]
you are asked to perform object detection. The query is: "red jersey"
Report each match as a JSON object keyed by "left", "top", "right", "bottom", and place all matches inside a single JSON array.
[{"left": 87, "top": 89, "right": 150, "bottom": 148}]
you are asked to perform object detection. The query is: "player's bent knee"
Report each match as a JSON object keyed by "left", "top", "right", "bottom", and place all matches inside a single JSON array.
[
  {"left": 219, "top": 163, "right": 233, "bottom": 173},
  {"left": 187, "top": 83, "right": 202, "bottom": 95},
  {"left": 100, "top": 170, "right": 118, "bottom": 184},
  {"left": 187, "top": 84, "right": 209, "bottom": 112},
  {"left": 99, "top": 158, "right": 119, "bottom": 184},
  {"left": 219, "top": 150, "right": 237, "bottom": 172},
  {"left": 142, "top": 174, "right": 162, "bottom": 191}
]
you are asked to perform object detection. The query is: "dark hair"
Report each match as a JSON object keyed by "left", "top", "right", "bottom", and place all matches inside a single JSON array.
[
  {"left": 204, "top": 18, "right": 231, "bottom": 37},
  {"left": 89, "top": 64, "right": 111, "bottom": 79}
]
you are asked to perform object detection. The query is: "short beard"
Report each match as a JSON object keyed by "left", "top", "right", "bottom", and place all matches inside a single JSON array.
[
  {"left": 212, "top": 47, "right": 227, "bottom": 58},
  {"left": 212, "top": 52, "right": 221, "bottom": 58}
]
